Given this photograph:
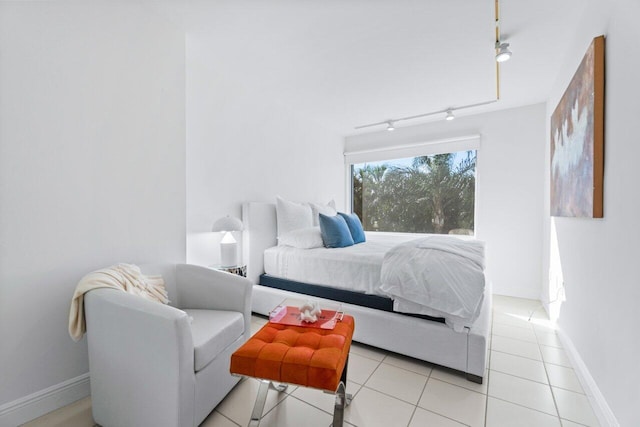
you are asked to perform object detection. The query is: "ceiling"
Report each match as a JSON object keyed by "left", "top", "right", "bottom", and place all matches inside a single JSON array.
[{"left": 153, "top": 0, "right": 588, "bottom": 135}]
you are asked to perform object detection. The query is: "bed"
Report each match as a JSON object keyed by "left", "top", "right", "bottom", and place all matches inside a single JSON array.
[{"left": 242, "top": 201, "right": 491, "bottom": 383}]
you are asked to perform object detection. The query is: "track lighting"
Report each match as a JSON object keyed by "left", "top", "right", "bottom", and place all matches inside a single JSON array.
[
  {"left": 495, "top": 42, "right": 512, "bottom": 62},
  {"left": 354, "top": 1, "right": 506, "bottom": 132},
  {"left": 445, "top": 109, "right": 455, "bottom": 121},
  {"left": 355, "top": 100, "right": 496, "bottom": 131}
]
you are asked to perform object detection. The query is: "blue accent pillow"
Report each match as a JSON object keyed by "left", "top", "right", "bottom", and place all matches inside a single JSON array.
[
  {"left": 318, "top": 213, "right": 354, "bottom": 248},
  {"left": 338, "top": 212, "right": 366, "bottom": 244}
]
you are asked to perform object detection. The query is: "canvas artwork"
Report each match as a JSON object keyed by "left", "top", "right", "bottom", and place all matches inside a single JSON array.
[{"left": 550, "top": 36, "right": 604, "bottom": 218}]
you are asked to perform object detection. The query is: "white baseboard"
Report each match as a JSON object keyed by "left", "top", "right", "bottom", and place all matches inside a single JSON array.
[
  {"left": 0, "top": 373, "right": 90, "bottom": 427},
  {"left": 556, "top": 328, "right": 619, "bottom": 427}
]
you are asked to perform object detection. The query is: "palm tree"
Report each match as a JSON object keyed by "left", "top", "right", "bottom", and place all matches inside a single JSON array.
[
  {"left": 351, "top": 151, "right": 475, "bottom": 234},
  {"left": 412, "top": 152, "right": 476, "bottom": 233},
  {"left": 354, "top": 164, "right": 387, "bottom": 229}
]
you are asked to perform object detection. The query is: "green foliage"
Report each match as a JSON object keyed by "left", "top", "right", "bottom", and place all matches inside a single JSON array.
[{"left": 352, "top": 151, "right": 476, "bottom": 234}]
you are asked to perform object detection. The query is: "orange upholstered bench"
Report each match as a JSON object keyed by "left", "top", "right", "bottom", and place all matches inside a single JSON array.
[{"left": 230, "top": 315, "right": 355, "bottom": 427}]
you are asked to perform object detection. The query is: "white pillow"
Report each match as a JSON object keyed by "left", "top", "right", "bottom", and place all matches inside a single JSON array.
[
  {"left": 309, "top": 200, "right": 337, "bottom": 226},
  {"left": 276, "top": 196, "right": 313, "bottom": 237},
  {"left": 278, "top": 227, "right": 324, "bottom": 249}
]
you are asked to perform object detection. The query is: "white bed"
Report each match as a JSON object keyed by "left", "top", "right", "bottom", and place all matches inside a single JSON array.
[{"left": 242, "top": 201, "right": 491, "bottom": 383}]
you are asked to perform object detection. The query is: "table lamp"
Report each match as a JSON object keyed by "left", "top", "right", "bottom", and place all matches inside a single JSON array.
[{"left": 212, "top": 215, "right": 243, "bottom": 267}]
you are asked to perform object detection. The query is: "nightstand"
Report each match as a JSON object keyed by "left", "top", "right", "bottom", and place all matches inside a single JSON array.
[{"left": 210, "top": 265, "right": 247, "bottom": 277}]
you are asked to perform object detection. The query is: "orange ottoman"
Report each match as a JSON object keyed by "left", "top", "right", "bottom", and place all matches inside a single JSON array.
[{"left": 230, "top": 315, "right": 355, "bottom": 427}]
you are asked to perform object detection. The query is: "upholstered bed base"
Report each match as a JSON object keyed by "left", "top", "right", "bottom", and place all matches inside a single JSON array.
[
  {"left": 251, "top": 280, "right": 490, "bottom": 383},
  {"left": 242, "top": 202, "right": 491, "bottom": 383}
]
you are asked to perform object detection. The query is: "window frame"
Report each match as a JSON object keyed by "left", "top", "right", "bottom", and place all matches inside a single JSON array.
[{"left": 344, "top": 134, "right": 481, "bottom": 236}]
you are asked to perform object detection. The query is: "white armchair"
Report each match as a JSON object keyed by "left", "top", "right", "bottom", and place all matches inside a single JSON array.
[{"left": 84, "top": 264, "right": 252, "bottom": 427}]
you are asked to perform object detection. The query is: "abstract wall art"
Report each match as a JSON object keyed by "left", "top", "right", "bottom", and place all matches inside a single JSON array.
[{"left": 550, "top": 35, "right": 605, "bottom": 218}]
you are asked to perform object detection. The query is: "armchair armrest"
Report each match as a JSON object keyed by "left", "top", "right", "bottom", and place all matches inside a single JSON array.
[
  {"left": 176, "top": 264, "right": 253, "bottom": 335},
  {"left": 84, "top": 288, "right": 195, "bottom": 427}
]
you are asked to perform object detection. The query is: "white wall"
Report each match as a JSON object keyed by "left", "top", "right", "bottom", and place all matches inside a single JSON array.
[
  {"left": 185, "top": 35, "right": 344, "bottom": 266},
  {"left": 346, "top": 104, "right": 546, "bottom": 299},
  {"left": 542, "top": 0, "right": 640, "bottom": 425},
  {"left": 0, "top": 0, "right": 186, "bottom": 417}
]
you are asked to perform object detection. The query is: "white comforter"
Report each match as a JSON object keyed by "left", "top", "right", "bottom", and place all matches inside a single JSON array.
[{"left": 379, "top": 236, "right": 486, "bottom": 331}]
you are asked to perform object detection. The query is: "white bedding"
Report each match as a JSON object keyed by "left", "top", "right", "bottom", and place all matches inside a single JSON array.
[
  {"left": 380, "top": 236, "right": 486, "bottom": 331},
  {"left": 264, "top": 233, "right": 417, "bottom": 294}
]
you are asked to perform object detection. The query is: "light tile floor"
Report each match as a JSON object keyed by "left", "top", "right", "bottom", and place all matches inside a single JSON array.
[{"left": 22, "top": 296, "right": 600, "bottom": 427}]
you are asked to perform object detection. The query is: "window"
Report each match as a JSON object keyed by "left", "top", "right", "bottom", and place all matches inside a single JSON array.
[{"left": 348, "top": 145, "right": 477, "bottom": 235}]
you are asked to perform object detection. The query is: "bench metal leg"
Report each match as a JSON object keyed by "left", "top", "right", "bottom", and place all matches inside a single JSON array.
[
  {"left": 332, "top": 381, "right": 346, "bottom": 427},
  {"left": 251, "top": 355, "right": 352, "bottom": 427},
  {"left": 249, "top": 380, "right": 289, "bottom": 427},
  {"left": 249, "top": 380, "right": 269, "bottom": 427},
  {"left": 272, "top": 382, "right": 288, "bottom": 392},
  {"left": 331, "top": 354, "right": 353, "bottom": 427},
  {"left": 340, "top": 354, "right": 352, "bottom": 406}
]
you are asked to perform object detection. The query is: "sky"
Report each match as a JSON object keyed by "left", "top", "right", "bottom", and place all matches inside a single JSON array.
[{"left": 353, "top": 150, "right": 476, "bottom": 173}]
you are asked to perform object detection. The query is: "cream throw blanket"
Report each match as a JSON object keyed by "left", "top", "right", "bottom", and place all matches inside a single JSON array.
[{"left": 69, "top": 263, "right": 169, "bottom": 342}]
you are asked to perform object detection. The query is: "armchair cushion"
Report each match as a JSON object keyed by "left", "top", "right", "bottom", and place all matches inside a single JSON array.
[{"left": 184, "top": 309, "right": 244, "bottom": 372}]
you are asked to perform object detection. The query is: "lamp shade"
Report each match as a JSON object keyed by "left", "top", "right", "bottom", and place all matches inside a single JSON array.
[{"left": 212, "top": 215, "right": 243, "bottom": 233}]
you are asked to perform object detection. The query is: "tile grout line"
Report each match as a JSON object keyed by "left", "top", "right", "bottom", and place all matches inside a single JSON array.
[
  {"left": 532, "top": 315, "right": 563, "bottom": 426},
  {"left": 491, "top": 302, "right": 598, "bottom": 426},
  {"left": 382, "top": 359, "right": 435, "bottom": 377},
  {"left": 490, "top": 347, "right": 543, "bottom": 363},
  {"left": 286, "top": 393, "right": 335, "bottom": 420},
  {"left": 405, "top": 386, "right": 423, "bottom": 427},
  {"left": 379, "top": 366, "right": 433, "bottom": 403},
  {"left": 484, "top": 307, "right": 495, "bottom": 427},
  {"left": 416, "top": 407, "right": 473, "bottom": 427},
  {"left": 256, "top": 382, "right": 294, "bottom": 423},
  {"left": 492, "top": 322, "right": 534, "bottom": 331},
  {"left": 492, "top": 331, "right": 538, "bottom": 345},
  {"left": 410, "top": 367, "right": 472, "bottom": 427},
  {"left": 488, "top": 365, "right": 550, "bottom": 387},
  {"left": 490, "top": 306, "right": 570, "bottom": 422},
  {"left": 214, "top": 409, "right": 242, "bottom": 427},
  {"left": 490, "top": 304, "right": 569, "bottom": 422},
  {"left": 409, "top": 363, "right": 433, "bottom": 426},
  {"left": 487, "top": 395, "right": 566, "bottom": 420},
  {"left": 492, "top": 346, "right": 574, "bottom": 371},
  {"left": 357, "top": 357, "right": 384, "bottom": 387},
  {"left": 359, "top": 383, "right": 420, "bottom": 408},
  {"left": 538, "top": 343, "right": 574, "bottom": 368}
]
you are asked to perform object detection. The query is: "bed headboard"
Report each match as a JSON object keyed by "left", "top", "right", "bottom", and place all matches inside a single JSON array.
[{"left": 242, "top": 202, "right": 277, "bottom": 284}]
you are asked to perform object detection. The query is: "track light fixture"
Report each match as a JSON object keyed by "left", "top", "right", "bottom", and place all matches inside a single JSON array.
[
  {"left": 495, "top": 0, "right": 511, "bottom": 63},
  {"left": 353, "top": 1, "right": 506, "bottom": 131},
  {"left": 354, "top": 100, "right": 496, "bottom": 131},
  {"left": 445, "top": 109, "right": 455, "bottom": 121},
  {"left": 495, "top": 41, "right": 512, "bottom": 62}
]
